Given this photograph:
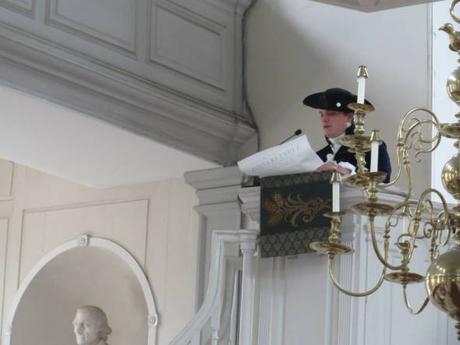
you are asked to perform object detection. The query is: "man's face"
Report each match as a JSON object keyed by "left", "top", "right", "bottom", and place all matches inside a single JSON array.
[
  {"left": 319, "top": 110, "right": 353, "bottom": 138},
  {"left": 73, "top": 310, "right": 101, "bottom": 345}
]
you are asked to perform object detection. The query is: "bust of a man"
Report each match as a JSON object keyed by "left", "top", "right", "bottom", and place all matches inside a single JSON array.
[{"left": 72, "top": 305, "right": 112, "bottom": 345}]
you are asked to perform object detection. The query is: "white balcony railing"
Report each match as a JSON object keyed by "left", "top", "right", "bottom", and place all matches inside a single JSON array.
[{"left": 169, "top": 230, "right": 258, "bottom": 345}]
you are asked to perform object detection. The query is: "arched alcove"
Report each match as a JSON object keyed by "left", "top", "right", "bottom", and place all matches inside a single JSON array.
[{"left": 3, "top": 235, "right": 159, "bottom": 345}]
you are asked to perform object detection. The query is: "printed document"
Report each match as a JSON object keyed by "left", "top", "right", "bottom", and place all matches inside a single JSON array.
[{"left": 237, "top": 135, "right": 323, "bottom": 177}]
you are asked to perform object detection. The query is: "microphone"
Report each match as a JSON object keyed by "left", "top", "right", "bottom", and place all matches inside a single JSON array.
[{"left": 279, "top": 129, "right": 303, "bottom": 144}]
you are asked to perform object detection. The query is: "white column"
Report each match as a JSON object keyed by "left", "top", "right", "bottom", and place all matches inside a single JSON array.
[
  {"left": 239, "top": 234, "right": 257, "bottom": 345},
  {"left": 185, "top": 166, "right": 244, "bottom": 309},
  {"left": 256, "top": 257, "right": 286, "bottom": 345}
]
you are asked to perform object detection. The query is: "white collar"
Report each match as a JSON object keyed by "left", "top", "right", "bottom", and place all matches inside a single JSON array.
[
  {"left": 328, "top": 133, "right": 345, "bottom": 154},
  {"left": 328, "top": 132, "right": 345, "bottom": 146}
]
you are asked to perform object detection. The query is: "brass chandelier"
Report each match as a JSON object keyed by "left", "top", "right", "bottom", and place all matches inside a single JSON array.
[{"left": 310, "top": 0, "right": 460, "bottom": 339}]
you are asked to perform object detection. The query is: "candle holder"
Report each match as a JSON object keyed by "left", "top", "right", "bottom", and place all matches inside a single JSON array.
[
  {"left": 309, "top": 211, "right": 353, "bottom": 258},
  {"left": 347, "top": 103, "right": 374, "bottom": 113},
  {"left": 342, "top": 171, "right": 386, "bottom": 188}
]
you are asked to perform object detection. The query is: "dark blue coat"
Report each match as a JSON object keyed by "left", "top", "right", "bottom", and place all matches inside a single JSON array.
[{"left": 316, "top": 126, "right": 392, "bottom": 183}]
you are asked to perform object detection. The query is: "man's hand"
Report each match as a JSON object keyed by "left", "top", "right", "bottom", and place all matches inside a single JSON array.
[{"left": 315, "top": 162, "right": 351, "bottom": 175}]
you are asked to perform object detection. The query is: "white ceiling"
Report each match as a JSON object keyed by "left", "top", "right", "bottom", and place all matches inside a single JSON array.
[
  {"left": 312, "top": 0, "right": 444, "bottom": 11},
  {"left": 0, "top": 84, "right": 218, "bottom": 188}
]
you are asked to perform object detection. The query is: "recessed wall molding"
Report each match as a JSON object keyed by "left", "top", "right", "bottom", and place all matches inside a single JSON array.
[
  {"left": 203, "top": 0, "right": 254, "bottom": 15},
  {"left": 45, "top": 0, "right": 137, "bottom": 55},
  {"left": 149, "top": 0, "right": 227, "bottom": 90},
  {"left": 18, "top": 197, "right": 150, "bottom": 284},
  {"left": 0, "top": 0, "right": 34, "bottom": 18},
  {"left": 157, "top": 0, "right": 226, "bottom": 32},
  {"left": 21, "top": 196, "right": 151, "bottom": 214},
  {"left": 0, "top": 219, "right": 10, "bottom": 342}
]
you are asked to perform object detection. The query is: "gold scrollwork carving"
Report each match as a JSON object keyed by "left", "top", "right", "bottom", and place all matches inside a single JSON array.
[{"left": 262, "top": 192, "right": 331, "bottom": 226}]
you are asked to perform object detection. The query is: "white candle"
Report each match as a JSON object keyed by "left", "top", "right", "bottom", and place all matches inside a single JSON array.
[
  {"left": 332, "top": 181, "right": 340, "bottom": 212},
  {"left": 371, "top": 140, "right": 379, "bottom": 172},
  {"left": 401, "top": 215, "right": 408, "bottom": 234},
  {"left": 357, "top": 77, "right": 366, "bottom": 104}
]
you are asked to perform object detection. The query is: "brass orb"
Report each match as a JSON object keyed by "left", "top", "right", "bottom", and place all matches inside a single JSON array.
[
  {"left": 425, "top": 246, "right": 460, "bottom": 322},
  {"left": 442, "top": 154, "right": 460, "bottom": 200},
  {"left": 447, "top": 66, "right": 460, "bottom": 105}
]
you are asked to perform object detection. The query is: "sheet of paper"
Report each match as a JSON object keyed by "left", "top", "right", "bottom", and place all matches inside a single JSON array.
[{"left": 237, "top": 135, "right": 323, "bottom": 177}]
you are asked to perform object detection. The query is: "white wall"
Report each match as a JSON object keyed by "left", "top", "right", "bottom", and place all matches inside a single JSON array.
[
  {"left": 0, "top": 161, "right": 200, "bottom": 345},
  {"left": 246, "top": 0, "right": 432, "bottom": 194}
]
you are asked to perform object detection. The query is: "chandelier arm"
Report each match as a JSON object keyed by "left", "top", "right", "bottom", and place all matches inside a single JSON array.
[
  {"left": 429, "top": 222, "right": 441, "bottom": 262},
  {"left": 414, "top": 188, "right": 454, "bottom": 247},
  {"left": 403, "top": 161, "right": 413, "bottom": 201},
  {"left": 386, "top": 201, "right": 416, "bottom": 238},
  {"left": 421, "top": 221, "right": 434, "bottom": 239},
  {"left": 327, "top": 257, "right": 386, "bottom": 297},
  {"left": 407, "top": 238, "right": 421, "bottom": 270},
  {"left": 400, "top": 108, "right": 440, "bottom": 140},
  {"left": 438, "top": 218, "right": 452, "bottom": 248},
  {"left": 402, "top": 285, "right": 430, "bottom": 315},
  {"left": 381, "top": 108, "right": 441, "bottom": 192},
  {"left": 403, "top": 189, "right": 452, "bottom": 262},
  {"left": 378, "top": 110, "right": 416, "bottom": 188},
  {"left": 370, "top": 216, "right": 406, "bottom": 271},
  {"left": 407, "top": 201, "right": 434, "bottom": 242},
  {"left": 378, "top": 143, "right": 406, "bottom": 189},
  {"left": 379, "top": 197, "right": 443, "bottom": 272},
  {"left": 398, "top": 201, "right": 422, "bottom": 237},
  {"left": 404, "top": 111, "right": 441, "bottom": 161},
  {"left": 450, "top": 0, "right": 460, "bottom": 23}
]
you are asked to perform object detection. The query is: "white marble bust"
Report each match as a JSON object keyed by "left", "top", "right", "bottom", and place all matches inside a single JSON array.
[{"left": 72, "top": 306, "right": 112, "bottom": 345}]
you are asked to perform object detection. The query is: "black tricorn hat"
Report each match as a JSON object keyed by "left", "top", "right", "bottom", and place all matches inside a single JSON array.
[{"left": 302, "top": 88, "right": 373, "bottom": 113}]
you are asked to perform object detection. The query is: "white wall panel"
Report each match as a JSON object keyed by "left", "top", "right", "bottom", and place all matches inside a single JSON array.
[
  {"left": 159, "top": 179, "right": 200, "bottom": 344},
  {"left": 0, "top": 0, "right": 34, "bottom": 16},
  {"left": 283, "top": 254, "right": 328, "bottom": 345},
  {"left": 152, "top": 2, "right": 225, "bottom": 88},
  {"left": 0, "top": 161, "right": 13, "bottom": 198},
  {"left": 0, "top": 162, "right": 200, "bottom": 345},
  {"left": 46, "top": 0, "right": 137, "bottom": 53},
  {"left": 19, "top": 199, "right": 149, "bottom": 282},
  {"left": 0, "top": 219, "right": 9, "bottom": 338}
]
